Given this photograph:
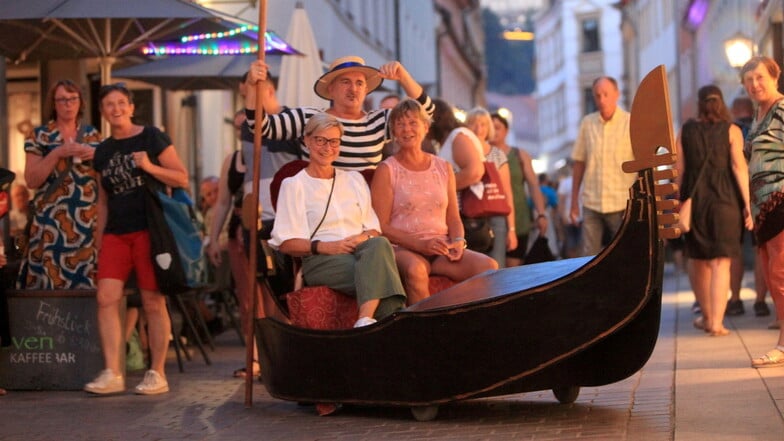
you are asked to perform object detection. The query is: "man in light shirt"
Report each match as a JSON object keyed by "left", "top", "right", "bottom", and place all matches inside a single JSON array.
[{"left": 570, "top": 76, "right": 636, "bottom": 256}]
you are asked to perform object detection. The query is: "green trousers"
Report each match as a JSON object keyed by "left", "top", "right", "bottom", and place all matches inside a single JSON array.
[{"left": 302, "top": 237, "right": 406, "bottom": 319}]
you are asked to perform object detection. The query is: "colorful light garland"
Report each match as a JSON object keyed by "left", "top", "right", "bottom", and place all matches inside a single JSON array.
[
  {"left": 180, "top": 24, "right": 259, "bottom": 43},
  {"left": 142, "top": 27, "right": 299, "bottom": 56}
]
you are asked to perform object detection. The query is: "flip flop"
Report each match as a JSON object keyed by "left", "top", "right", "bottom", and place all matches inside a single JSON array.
[{"left": 752, "top": 348, "right": 784, "bottom": 368}]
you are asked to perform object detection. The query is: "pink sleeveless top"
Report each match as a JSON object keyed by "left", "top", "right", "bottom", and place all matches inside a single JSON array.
[{"left": 385, "top": 155, "right": 451, "bottom": 240}]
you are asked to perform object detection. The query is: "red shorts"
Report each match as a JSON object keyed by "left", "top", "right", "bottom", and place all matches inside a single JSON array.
[{"left": 97, "top": 231, "right": 159, "bottom": 291}]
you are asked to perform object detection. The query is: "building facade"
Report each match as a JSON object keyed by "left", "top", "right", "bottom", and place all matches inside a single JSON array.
[
  {"left": 534, "top": 0, "right": 625, "bottom": 171},
  {"left": 618, "top": 0, "right": 757, "bottom": 133}
]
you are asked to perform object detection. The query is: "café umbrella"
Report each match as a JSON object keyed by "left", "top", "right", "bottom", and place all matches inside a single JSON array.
[
  {"left": 0, "top": 0, "right": 245, "bottom": 85},
  {"left": 277, "top": 2, "right": 326, "bottom": 108}
]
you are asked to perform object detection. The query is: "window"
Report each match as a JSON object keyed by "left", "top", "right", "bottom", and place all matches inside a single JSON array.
[
  {"left": 581, "top": 18, "right": 600, "bottom": 53},
  {"left": 584, "top": 87, "right": 597, "bottom": 116}
]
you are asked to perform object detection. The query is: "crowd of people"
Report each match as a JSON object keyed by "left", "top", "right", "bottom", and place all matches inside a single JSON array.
[{"left": 3, "top": 52, "right": 784, "bottom": 400}]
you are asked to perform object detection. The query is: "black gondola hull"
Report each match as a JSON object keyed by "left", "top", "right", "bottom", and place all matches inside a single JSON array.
[{"left": 255, "top": 169, "right": 663, "bottom": 406}]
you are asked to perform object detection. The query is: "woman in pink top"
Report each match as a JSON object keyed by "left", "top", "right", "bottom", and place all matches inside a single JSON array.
[{"left": 371, "top": 99, "right": 498, "bottom": 303}]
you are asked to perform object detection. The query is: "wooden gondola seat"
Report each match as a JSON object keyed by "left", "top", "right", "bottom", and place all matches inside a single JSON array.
[{"left": 270, "top": 160, "right": 456, "bottom": 330}]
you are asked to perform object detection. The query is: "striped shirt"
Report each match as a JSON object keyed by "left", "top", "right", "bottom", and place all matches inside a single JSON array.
[
  {"left": 247, "top": 93, "right": 434, "bottom": 170},
  {"left": 571, "top": 108, "right": 636, "bottom": 213}
]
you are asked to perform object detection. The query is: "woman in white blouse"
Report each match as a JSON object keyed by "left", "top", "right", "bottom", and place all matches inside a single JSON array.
[{"left": 269, "top": 113, "right": 406, "bottom": 327}]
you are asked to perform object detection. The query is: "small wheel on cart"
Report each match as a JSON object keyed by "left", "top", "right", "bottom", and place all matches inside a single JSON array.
[
  {"left": 552, "top": 386, "right": 580, "bottom": 404},
  {"left": 411, "top": 405, "right": 439, "bottom": 421}
]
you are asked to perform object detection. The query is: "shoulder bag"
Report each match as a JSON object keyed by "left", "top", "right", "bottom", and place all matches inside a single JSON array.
[
  {"left": 144, "top": 175, "right": 206, "bottom": 294},
  {"left": 460, "top": 161, "right": 511, "bottom": 218}
]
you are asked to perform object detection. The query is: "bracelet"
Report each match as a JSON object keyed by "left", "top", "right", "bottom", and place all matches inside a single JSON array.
[{"left": 310, "top": 240, "right": 321, "bottom": 255}]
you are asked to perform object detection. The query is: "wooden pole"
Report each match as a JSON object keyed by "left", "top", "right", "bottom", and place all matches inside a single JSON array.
[{"left": 245, "top": 0, "right": 267, "bottom": 408}]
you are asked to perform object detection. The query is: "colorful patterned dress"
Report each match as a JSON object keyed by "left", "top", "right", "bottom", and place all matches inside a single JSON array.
[{"left": 17, "top": 121, "right": 101, "bottom": 289}]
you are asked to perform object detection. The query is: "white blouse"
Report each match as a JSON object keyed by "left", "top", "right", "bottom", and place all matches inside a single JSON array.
[{"left": 269, "top": 169, "right": 381, "bottom": 248}]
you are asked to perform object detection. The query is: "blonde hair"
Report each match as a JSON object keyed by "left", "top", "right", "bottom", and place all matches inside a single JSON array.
[{"left": 465, "top": 107, "right": 495, "bottom": 142}]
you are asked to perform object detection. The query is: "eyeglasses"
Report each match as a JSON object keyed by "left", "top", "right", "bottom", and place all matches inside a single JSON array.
[
  {"left": 54, "top": 96, "right": 79, "bottom": 105},
  {"left": 311, "top": 135, "right": 341, "bottom": 148}
]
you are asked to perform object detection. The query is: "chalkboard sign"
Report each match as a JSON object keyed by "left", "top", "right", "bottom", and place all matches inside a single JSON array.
[{"left": 0, "top": 290, "right": 123, "bottom": 390}]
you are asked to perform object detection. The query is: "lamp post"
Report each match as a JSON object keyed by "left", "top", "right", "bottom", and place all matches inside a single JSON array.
[
  {"left": 724, "top": 32, "right": 753, "bottom": 98},
  {"left": 724, "top": 32, "right": 753, "bottom": 69}
]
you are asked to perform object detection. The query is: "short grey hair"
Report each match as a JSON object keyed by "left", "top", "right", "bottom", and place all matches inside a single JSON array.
[{"left": 304, "top": 112, "right": 344, "bottom": 138}]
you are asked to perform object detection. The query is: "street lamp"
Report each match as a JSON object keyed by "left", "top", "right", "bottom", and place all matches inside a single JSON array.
[
  {"left": 502, "top": 28, "right": 534, "bottom": 41},
  {"left": 724, "top": 32, "right": 753, "bottom": 69}
]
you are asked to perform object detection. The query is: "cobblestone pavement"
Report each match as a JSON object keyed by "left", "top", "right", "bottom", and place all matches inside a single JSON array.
[{"left": 3, "top": 266, "right": 782, "bottom": 440}]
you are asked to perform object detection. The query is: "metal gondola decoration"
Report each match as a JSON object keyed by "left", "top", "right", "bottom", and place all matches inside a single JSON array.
[{"left": 254, "top": 65, "right": 681, "bottom": 420}]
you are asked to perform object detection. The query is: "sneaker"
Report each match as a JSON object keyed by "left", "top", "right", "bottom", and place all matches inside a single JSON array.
[
  {"left": 134, "top": 370, "right": 169, "bottom": 395},
  {"left": 754, "top": 301, "right": 771, "bottom": 317},
  {"left": 353, "top": 317, "right": 377, "bottom": 328},
  {"left": 691, "top": 301, "right": 702, "bottom": 315},
  {"left": 726, "top": 299, "right": 745, "bottom": 316},
  {"left": 84, "top": 369, "right": 124, "bottom": 395}
]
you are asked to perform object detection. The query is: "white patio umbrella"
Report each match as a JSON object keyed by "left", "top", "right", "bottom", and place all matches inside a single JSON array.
[{"left": 276, "top": 2, "right": 326, "bottom": 108}]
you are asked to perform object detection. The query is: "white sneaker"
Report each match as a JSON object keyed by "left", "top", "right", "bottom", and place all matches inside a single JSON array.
[
  {"left": 353, "top": 316, "right": 377, "bottom": 328},
  {"left": 134, "top": 370, "right": 169, "bottom": 395},
  {"left": 84, "top": 369, "right": 124, "bottom": 394}
]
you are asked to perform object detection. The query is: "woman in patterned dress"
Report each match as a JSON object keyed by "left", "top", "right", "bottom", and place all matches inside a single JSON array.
[{"left": 18, "top": 80, "right": 101, "bottom": 289}]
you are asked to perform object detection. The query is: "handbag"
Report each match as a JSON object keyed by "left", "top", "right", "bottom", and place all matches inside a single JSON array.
[
  {"left": 461, "top": 216, "right": 493, "bottom": 252},
  {"left": 144, "top": 177, "right": 206, "bottom": 294},
  {"left": 460, "top": 161, "right": 511, "bottom": 218}
]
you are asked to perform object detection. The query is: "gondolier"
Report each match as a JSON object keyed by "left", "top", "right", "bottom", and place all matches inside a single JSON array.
[{"left": 244, "top": 55, "right": 435, "bottom": 170}]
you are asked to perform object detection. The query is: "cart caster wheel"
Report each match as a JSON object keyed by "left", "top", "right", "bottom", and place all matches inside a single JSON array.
[
  {"left": 553, "top": 386, "right": 580, "bottom": 404},
  {"left": 411, "top": 405, "right": 439, "bottom": 421}
]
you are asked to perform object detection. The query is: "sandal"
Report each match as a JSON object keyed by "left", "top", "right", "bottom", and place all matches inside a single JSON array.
[
  {"left": 232, "top": 361, "right": 261, "bottom": 379},
  {"left": 751, "top": 348, "right": 784, "bottom": 368},
  {"left": 693, "top": 317, "right": 707, "bottom": 332}
]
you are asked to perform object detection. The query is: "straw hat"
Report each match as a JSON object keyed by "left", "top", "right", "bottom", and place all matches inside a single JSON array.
[{"left": 313, "top": 56, "right": 383, "bottom": 100}]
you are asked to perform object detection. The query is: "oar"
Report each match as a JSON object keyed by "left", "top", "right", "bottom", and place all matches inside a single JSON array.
[{"left": 245, "top": 0, "right": 267, "bottom": 408}]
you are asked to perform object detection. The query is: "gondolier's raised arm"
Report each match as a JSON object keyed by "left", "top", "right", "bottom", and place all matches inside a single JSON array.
[{"left": 378, "top": 61, "right": 422, "bottom": 101}]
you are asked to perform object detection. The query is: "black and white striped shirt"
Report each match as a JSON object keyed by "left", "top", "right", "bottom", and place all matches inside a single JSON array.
[{"left": 246, "top": 93, "right": 434, "bottom": 170}]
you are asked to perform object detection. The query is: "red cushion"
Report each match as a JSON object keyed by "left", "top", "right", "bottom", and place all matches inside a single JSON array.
[
  {"left": 285, "top": 276, "right": 457, "bottom": 330},
  {"left": 286, "top": 286, "right": 358, "bottom": 330},
  {"left": 427, "top": 276, "right": 455, "bottom": 297}
]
